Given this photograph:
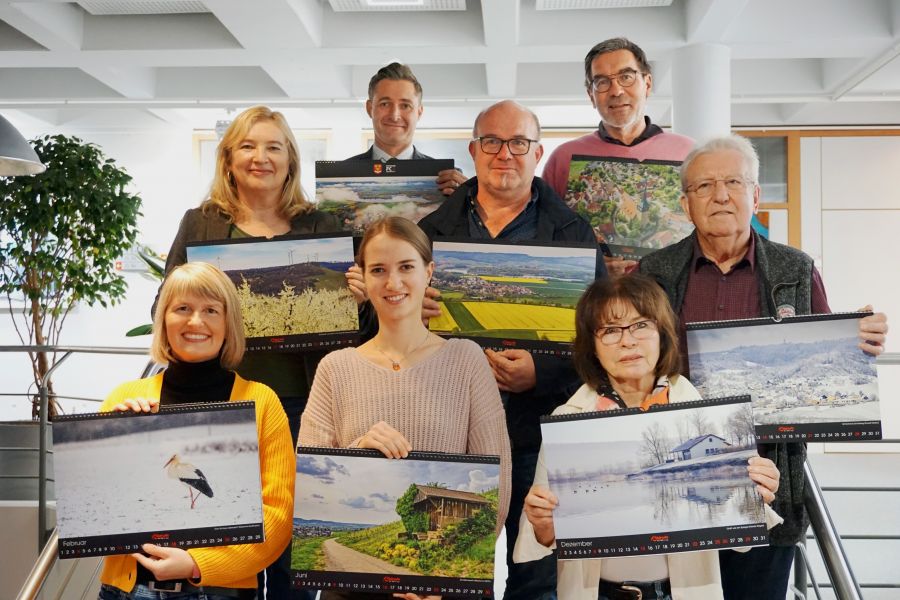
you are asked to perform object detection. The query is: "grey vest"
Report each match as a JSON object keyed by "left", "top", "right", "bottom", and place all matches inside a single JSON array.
[{"left": 640, "top": 230, "right": 816, "bottom": 545}]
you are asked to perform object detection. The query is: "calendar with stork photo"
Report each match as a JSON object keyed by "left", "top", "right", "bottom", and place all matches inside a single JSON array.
[{"left": 52, "top": 401, "right": 264, "bottom": 558}]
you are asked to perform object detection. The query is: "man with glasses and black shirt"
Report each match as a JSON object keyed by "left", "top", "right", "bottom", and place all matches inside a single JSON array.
[
  {"left": 542, "top": 37, "right": 694, "bottom": 275},
  {"left": 418, "top": 100, "right": 608, "bottom": 600}
]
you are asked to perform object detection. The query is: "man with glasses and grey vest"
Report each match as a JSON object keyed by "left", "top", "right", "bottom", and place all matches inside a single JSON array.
[{"left": 639, "top": 134, "right": 888, "bottom": 600}]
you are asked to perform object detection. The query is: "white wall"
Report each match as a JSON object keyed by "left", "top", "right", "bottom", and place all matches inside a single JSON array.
[{"left": 800, "top": 135, "right": 900, "bottom": 449}]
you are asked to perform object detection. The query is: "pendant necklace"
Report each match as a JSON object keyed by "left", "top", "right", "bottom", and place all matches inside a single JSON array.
[{"left": 373, "top": 330, "right": 432, "bottom": 371}]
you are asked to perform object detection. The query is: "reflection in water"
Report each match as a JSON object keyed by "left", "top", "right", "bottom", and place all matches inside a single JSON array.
[{"left": 552, "top": 467, "right": 765, "bottom": 540}]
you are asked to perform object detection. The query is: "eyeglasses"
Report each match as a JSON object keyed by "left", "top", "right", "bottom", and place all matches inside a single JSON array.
[
  {"left": 685, "top": 177, "right": 754, "bottom": 198},
  {"left": 595, "top": 319, "right": 658, "bottom": 345},
  {"left": 473, "top": 136, "right": 538, "bottom": 156},
  {"left": 589, "top": 68, "right": 644, "bottom": 93}
]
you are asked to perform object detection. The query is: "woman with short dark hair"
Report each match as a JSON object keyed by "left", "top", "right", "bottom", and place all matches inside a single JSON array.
[{"left": 515, "top": 274, "right": 782, "bottom": 600}]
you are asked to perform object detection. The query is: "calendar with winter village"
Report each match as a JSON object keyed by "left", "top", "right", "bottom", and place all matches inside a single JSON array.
[
  {"left": 686, "top": 313, "right": 882, "bottom": 441},
  {"left": 53, "top": 402, "right": 264, "bottom": 558}
]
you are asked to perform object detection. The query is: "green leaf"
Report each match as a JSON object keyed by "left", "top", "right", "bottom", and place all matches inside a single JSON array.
[{"left": 125, "top": 323, "right": 154, "bottom": 337}]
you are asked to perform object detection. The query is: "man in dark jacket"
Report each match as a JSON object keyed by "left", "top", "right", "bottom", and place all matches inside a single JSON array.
[
  {"left": 419, "top": 99, "right": 608, "bottom": 600},
  {"left": 639, "top": 134, "right": 888, "bottom": 600}
]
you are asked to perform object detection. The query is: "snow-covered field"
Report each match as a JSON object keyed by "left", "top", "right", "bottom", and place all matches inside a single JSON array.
[
  {"left": 755, "top": 401, "right": 880, "bottom": 424},
  {"left": 55, "top": 423, "right": 262, "bottom": 538}
]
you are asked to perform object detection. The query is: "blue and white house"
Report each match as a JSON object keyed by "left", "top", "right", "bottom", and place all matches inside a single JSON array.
[{"left": 669, "top": 434, "right": 731, "bottom": 461}]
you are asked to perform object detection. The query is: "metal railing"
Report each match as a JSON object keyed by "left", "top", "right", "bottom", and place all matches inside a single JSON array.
[
  {"left": 791, "top": 437, "right": 900, "bottom": 599},
  {"left": 0, "top": 345, "right": 149, "bottom": 551},
  {"left": 15, "top": 530, "right": 103, "bottom": 600},
  {"left": 8, "top": 349, "right": 898, "bottom": 599}
]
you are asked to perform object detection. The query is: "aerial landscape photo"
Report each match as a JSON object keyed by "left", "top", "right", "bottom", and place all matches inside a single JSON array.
[
  {"left": 687, "top": 316, "right": 880, "bottom": 426},
  {"left": 187, "top": 236, "right": 358, "bottom": 341},
  {"left": 316, "top": 175, "right": 447, "bottom": 232},
  {"left": 564, "top": 155, "right": 693, "bottom": 254},
  {"left": 429, "top": 241, "right": 596, "bottom": 345}
]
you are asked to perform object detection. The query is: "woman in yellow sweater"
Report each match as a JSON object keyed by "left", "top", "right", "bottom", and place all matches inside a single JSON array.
[{"left": 98, "top": 262, "right": 294, "bottom": 600}]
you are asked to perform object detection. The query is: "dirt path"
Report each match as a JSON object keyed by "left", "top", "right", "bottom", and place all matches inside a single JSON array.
[{"left": 322, "top": 538, "right": 417, "bottom": 575}]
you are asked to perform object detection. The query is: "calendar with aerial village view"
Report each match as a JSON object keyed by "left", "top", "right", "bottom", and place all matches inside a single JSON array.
[
  {"left": 686, "top": 313, "right": 882, "bottom": 442},
  {"left": 563, "top": 155, "right": 693, "bottom": 259},
  {"left": 428, "top": 239, "right": 597, "bottom": 355}
]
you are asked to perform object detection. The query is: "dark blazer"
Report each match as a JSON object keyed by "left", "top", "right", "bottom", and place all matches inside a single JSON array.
[{"left": 346, "top": 145, "right": 434, "bottom": 161}]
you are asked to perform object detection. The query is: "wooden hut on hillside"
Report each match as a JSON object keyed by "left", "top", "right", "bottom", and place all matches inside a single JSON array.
[{"left": 411, "top": 485, "right": 491, "bottom": 531}]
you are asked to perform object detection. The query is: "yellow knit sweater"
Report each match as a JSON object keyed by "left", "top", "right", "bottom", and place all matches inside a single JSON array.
[{"left": 98, "top": 372, "right": 295, "bottom": 591}]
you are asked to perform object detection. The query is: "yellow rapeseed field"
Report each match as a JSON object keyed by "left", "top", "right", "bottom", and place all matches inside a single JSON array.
[
  {"left": 478, "top": 275, "right": 546, "bottom": 284},
  {"left": 537, "top": 330, "right": 576, "bottom": 342},
  {"left": 428, "top": 302, "right": 459, "bottom": 332},
  {"left": 463, "top": 302, "right": 574, "bottom": 331}
]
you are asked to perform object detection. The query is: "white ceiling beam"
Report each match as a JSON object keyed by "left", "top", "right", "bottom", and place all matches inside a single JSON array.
[
  {"left": 484, "top": 62, "right": 517, "bottom": 98},
  {"left": 284, "top": 0, "right": 323, "bottom": 47},
  {"left": 3, "top": 36, "right": 894, "bottom": 71},
  {"left": 0, "top": 3, "right": 158, "bottom": 100},
  {"left": 829, "top": 39, "right": 900, "bottom": 100},
  {"left": 2, "top": 107, "right": 60, "bottom": 130},
  {"left": 204, "top": 0, "right": 326, "bottom": 97},
  {"left": 480, "top": 0, "right": 519, "bottom": 97},
  {"left": 481, "top": 0, "right": 519, "bottom": 47},
  {"left": 778, "top": 102, "right": 811, "bottom": 123},
  {"left": 260, "top": 63, "right": 353, "bottom": 99},
  {"left": 0, "top": 0, "right": 83, "bottom": 49},
  {"left": 145, "top": 108, "right": 193, "bottom": 127},
  {"left": 684, "top": 0, "right": 750, "bottom": 43},
  {"left": 204, "top": 0, "right": 321, "bottom": 49},
  {"left": 79, "top": 65, "right": 156, "bottom": 98}
]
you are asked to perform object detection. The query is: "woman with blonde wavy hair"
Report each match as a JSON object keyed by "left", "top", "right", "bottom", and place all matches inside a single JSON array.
[{"left": 159, "top": 105, "right": 346, "bottom": 598}]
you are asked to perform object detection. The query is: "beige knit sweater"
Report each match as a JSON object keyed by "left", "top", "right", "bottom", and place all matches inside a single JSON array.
[{"left": 299, "top": 338, "right": 512, "bottom": 531}]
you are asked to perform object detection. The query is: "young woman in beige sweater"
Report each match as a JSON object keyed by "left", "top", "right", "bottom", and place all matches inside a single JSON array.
[{"left": 299, "top": 216, "right": 512, "bottom": 600}]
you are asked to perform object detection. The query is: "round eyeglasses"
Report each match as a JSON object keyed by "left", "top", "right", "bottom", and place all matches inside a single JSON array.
[
  {"left": 595, "top": 319, "right": 658, "bottom": 345},
  {"left": 589, "top": 68, "right": 644, "bottom": 93},
  {"left": 473, "top": 136, "right": 538, "bottom": 156}
]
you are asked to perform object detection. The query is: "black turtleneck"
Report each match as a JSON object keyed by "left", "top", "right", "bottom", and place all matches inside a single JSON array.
[
  {"left": 134, "top": 358, "right": 236, "bottom": 586},
  {"left": 160, "top": 358, "right": 236, "bottom": 405}
]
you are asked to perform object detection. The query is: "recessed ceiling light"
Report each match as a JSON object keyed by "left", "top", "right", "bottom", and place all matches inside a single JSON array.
[{"left": 365, "top": 0, "right": 426, "bottom": 6}]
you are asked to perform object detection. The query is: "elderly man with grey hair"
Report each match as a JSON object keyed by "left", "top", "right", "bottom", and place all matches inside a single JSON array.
[{"left": 639, "top": 134, "right": 888, "bottom": 600}]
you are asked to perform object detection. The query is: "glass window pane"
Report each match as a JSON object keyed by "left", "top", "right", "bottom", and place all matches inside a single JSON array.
[{"left": 746, "top": 136, "right": 787, "bottom": 203}]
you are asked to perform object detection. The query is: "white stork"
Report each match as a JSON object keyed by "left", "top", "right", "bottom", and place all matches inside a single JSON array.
[{"left": 164, "top": 454, "right": 213, "bottom": 509}]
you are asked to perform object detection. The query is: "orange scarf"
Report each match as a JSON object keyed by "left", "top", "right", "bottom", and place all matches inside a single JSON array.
[{"left": 594, "top": 377, "right": 671, "bottom": 412}]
